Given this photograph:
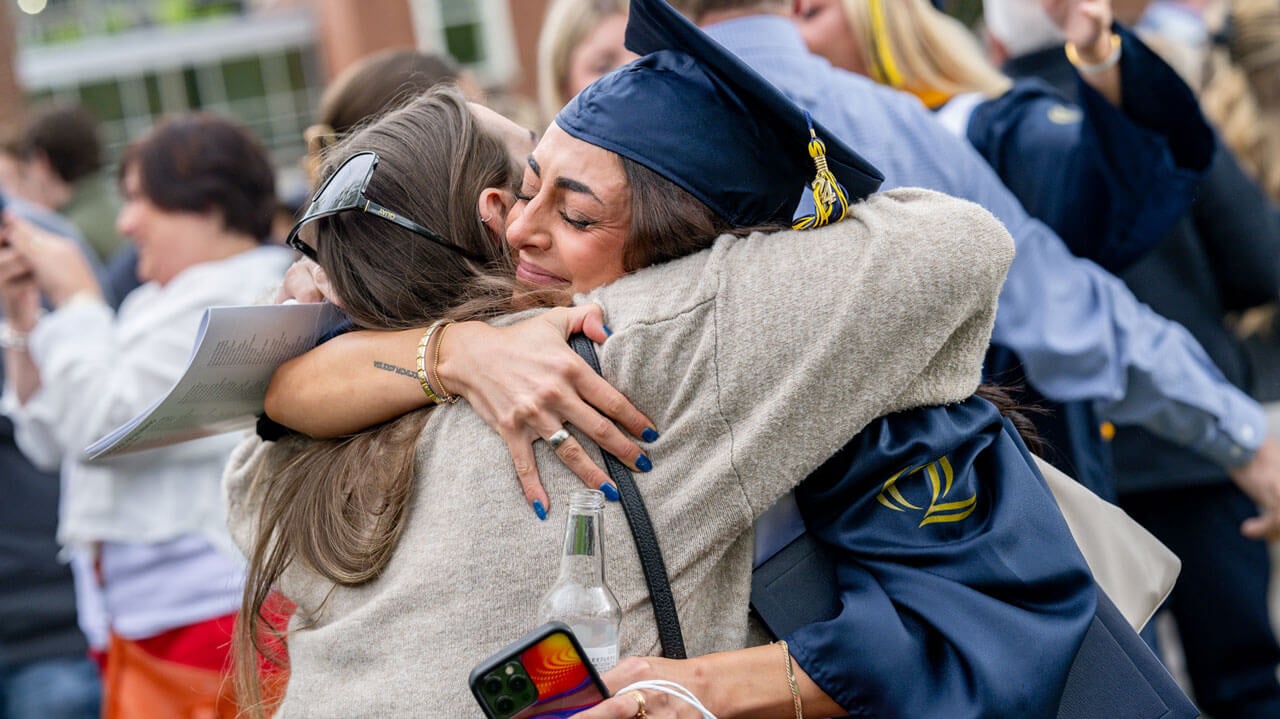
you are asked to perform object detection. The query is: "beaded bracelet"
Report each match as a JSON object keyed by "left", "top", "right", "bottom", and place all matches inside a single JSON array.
[
  {"left": 1065, "top": 32, "right": 1122, "bottom": 75},
  {"left": 416, "top": 321, "right": 448, "bottom": 405}
]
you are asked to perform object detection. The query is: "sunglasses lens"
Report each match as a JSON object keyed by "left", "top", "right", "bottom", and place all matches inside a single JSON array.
[
  {"left": 308, "top": 152, "right": 376, "bottom": 216},
  {"left": 287, "top": 152, "right": 379, "bottom": 262}
]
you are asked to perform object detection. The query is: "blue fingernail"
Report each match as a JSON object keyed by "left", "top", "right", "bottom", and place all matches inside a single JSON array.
[
  {"left": 533, "top": 500, "right": 547, "bottom": 521},
  {"left": 641, "top": 428, "right": 660, "bottom": 442},
  {"left": 600, "top": 483, "right": 620, "bottom": 502},
  {"left": 636, "top": 454, "right": 653, "bottom": 473},
  {"left": 602, "top": 324, "right": 613, "bottom": 337}
]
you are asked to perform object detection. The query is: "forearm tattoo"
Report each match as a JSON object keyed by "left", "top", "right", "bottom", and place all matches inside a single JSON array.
[{"left": 373, "top": 360, "right": 417, "bottom": 380}]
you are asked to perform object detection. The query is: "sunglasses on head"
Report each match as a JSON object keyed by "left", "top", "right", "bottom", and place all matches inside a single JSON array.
[{"left": 285, "top": 151, "right": 486, "bottom": 264}]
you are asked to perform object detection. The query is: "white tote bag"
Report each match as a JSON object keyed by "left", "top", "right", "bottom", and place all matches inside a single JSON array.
[{"left": 1035, "top": 457, "right": 1180, "bottom": 631}]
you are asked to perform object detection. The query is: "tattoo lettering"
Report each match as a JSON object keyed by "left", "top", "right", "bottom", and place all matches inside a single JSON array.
[{"left": 373, "top": 360, "right": 417, "bottom": 380}]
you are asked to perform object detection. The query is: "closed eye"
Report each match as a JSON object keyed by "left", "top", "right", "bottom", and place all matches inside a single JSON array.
[{"left": 561, "top": 212, "right": 595, "bottom": 230}]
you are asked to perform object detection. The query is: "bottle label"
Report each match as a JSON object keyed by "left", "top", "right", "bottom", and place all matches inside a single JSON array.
[{"left": 582, "top": 644, "right": 618, "bottom": 673}]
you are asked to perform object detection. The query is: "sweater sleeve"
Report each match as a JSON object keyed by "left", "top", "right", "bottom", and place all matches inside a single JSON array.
[
  {"left": 222, "top": 433, "right": 274, "bottom": 560},
  {"left": 709, "top": 188, "right": 1014, "bottom": 515}
]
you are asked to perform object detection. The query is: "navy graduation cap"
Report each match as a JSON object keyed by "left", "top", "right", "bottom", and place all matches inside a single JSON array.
[{"left": 555, "top": 0, "right": 884, "bottom": 230}]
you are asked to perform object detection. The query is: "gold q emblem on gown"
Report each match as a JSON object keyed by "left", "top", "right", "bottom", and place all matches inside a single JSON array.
[{"left": 876, "top": 456, "right": 978, "bottom": 527}]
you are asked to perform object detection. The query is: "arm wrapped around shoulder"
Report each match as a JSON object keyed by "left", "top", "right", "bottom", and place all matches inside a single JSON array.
[
  {"left": 858, "top": 188, "right": 1015, "bottom": 409},
  {"left": 721, "top": 185, "right": 1013, "bottom": 409},
  {"left": 711, "top": 187, "right": 1015, "bottom": 514}
]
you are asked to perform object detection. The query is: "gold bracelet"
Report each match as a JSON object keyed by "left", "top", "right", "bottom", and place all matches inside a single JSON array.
[
  {"left": 416, "top": 321, "right": 447, "bottom": 405},
  {"left": 777, "top": 640, "right": 803, "bottom": 719},
  {"left": 1065, "top": 32, "right": 1122, "bottom": 75},
  {"left": 430, "top": 320, "right": 461, "bottom": 404}
]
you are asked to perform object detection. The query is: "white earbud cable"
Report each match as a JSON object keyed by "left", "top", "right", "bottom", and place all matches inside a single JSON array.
[{"left": 615, "top": 679, "right": 719, "bottom": 718}]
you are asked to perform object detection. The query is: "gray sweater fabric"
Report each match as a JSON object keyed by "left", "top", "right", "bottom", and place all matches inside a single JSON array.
[{"left": 224, "top": 189, "right": 1014, "bottom": 716}]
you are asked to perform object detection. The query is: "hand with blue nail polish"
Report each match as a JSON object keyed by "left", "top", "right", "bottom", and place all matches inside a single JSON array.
[{"left": 424, "top": 305, "right": 659, "bottom": 518}]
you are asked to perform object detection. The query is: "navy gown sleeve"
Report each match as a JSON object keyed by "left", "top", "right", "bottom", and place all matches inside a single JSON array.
[
  {"left": 966, "top": 24, "right": 1213, "bottom": 274},
  {"left": 785, "top": 398, "right": 1096, "bottom": 718}
]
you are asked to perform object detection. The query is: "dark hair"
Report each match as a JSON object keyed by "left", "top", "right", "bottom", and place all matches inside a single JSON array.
[
  {"left": 25, "top": 104, "right": 103, "bottom": 183},
  {"left": 118, "top": 113, "right": 276, "bottom": 242},
  {"left": 620, "top": 156, "right": 737, "bottom": 270},
  {"left": 974, "top": 384, "right": 1043, "bottom": 455},
  {"left": 304, "top": 50, "right": 467, "bottom": 191},
  {"left": 318, "top": 49, "right": 463, "bottom": 138}
]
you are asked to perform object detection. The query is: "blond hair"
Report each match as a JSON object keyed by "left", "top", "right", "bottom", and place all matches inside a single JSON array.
[
  {"left": 841, "top": 0, "right": 1011, "bottom": 105},
  {"left": 1201, "top": 0, "right": 1280, "bottom": 200},
  {"left": 536, "top": 0, "right": 630, "bottom": 124}
]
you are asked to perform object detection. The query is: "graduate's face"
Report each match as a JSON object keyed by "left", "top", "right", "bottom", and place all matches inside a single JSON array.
[
  {"left": 565, "top": 13, "right": 639, "bottom": 101},
  {"left": 505, "top": 123, "right": 631, "bottom": 295},
  {"left": 795, "top": 0, "right": 871, "bottom": 77}
]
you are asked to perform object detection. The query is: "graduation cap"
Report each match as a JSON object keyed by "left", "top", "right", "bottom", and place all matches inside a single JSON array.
[{"left": 554, "top": 0, "right": 884, "bottom": 230}]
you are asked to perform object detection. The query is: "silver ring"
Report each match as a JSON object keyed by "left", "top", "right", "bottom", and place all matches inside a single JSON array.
[{"left": 547, "top": 428, "right": 571, "bottom": 450}]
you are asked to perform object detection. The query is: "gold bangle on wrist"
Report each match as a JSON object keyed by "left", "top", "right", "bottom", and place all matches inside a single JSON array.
[
  {"left": 1065, "top": 32, "right": 1122, "bottom": 75},
  {"left": 416, "top": 321, "right": 447, "bottom": 405},
  {"left": 430, "top": 321, "right": 461, "bottom": 404}
]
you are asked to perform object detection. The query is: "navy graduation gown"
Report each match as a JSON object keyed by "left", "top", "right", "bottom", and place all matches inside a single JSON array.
[
  {"left": 785, "top": 397, "right": 1096, "bottom": 718},
  {"left": 967, "top": 24, "right": 1213, "bottom": 276}
]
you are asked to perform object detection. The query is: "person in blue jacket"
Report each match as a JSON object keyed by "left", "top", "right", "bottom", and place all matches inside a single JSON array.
[
  {"left": 659, "top": 0, "right": 1280, "bottom": 531},
  {"left": 791, "top": 0, "right": 1214, "bottom": 500},
  {"left": 798, "top": 0, "right": 1210, "bottom": 276},
  {"left": 986, "top": 0, "right": 1280, "bottom": 715}
]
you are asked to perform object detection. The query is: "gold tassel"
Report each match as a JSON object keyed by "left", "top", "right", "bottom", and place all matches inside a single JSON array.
[{"left": 793, "top": 113, "right": 851, "bottom": 230}]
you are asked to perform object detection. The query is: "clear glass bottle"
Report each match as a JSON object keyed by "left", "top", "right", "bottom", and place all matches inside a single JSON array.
[{"left": 537, "top": 488, "right": 622, "bottom": 673}]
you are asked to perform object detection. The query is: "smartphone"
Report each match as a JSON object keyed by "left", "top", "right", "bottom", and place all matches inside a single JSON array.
[{"left": 469, "top": 622, "right": 610, "bottom": 719}]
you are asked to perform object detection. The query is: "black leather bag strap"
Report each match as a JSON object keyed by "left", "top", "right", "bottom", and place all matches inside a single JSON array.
[{"left": 568, "top": 333, "right": 687, "bottom": 659}]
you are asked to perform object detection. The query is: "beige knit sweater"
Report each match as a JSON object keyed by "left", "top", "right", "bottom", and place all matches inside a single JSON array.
[{"left": 224, "top": 188, "right": 1014, "bottom": 716}]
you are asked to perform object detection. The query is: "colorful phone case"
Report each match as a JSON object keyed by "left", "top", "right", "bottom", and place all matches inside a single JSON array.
[{"left": 470, "top": 622, "right": 609, "bottom": 719}]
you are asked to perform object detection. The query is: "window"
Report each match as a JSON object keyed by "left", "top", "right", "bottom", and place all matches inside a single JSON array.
[
  {"left": 410, "top": 0, "right": 516, "bottom": 85},
  {"left": 17, "top": 7, "right": 323, "bottom": 171}
]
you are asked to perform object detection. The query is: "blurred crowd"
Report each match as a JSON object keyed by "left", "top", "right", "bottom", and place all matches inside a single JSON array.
[{"left": 0, "top": 0, "right": 1279, "bottom": 717}]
